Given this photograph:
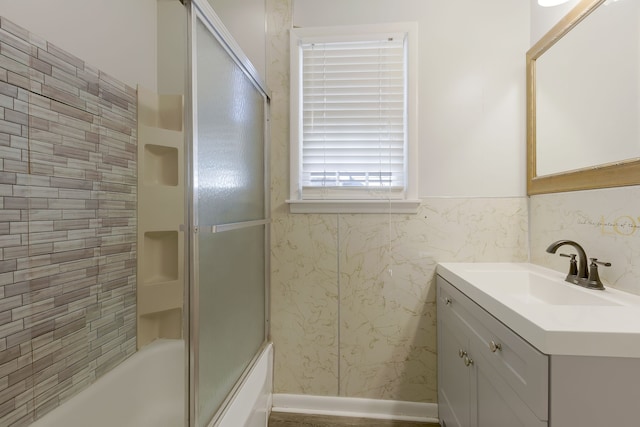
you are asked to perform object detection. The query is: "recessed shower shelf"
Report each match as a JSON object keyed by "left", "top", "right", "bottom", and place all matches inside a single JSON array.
[
  {"left": 138, "top": 92, "right": 183, "bottom": 131},
  {"left": 139, "top": 308, "right": 182, "bottom": 340},
  {"left": 144, "top": 143, "right": 179, "bottom": 187},
  {"left": 142, "top": 275, "right": 179, "bottom": 286},
  {"left": 143, "top": 231, "right": 179, "bottom": 284}
]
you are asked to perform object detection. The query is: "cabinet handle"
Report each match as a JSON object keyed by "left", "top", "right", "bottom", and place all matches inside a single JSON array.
[
  {"left": 489, "top": 341, "right": 502, "bottom": 353},
  {"left": 464, "top": 355, "right": 474, "bottom": 367},
  {"left": 445, "top": 297, "right": 452, "bottom": 305},
  {"left": 458, "top": 349, "right": 466, "bottom": 358}
]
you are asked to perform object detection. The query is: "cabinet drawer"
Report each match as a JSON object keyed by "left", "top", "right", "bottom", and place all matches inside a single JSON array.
[{"left": 438, "top": 276, "right": 549, "bottom": 421}]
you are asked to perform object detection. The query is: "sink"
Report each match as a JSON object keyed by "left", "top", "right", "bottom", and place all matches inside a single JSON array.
[
  {"left": 437, "top": 262, "right": 640, "bottom": 358},
  {"left": 466, "top": 270, "right": 621, "bottom": 306}
]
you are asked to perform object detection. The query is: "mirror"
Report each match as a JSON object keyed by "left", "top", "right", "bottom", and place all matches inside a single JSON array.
[{"left": 527, "top": 0, "right": 640, "bottom": 195}]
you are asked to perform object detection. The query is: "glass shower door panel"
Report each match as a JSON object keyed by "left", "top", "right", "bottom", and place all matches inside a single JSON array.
[
  {"left": 196, "top": 226, "right": 265, "bottom": 427},
  {"left": 196, "top": 20, "right": 265, "bottom": 226},
  {"left": 193, "top": 12, "right": 267, "bottom": 427}
]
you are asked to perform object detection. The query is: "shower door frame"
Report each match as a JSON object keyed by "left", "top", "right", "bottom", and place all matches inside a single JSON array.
[{"left": 185, "top": 1, "right": 271, "bottom": 426}]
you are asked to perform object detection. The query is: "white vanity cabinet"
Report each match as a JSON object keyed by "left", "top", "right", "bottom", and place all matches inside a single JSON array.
[
  {"left": 437, "top": 262, "right": 640, "bottom": 427},
  {"left": 437, "top": 276, "right": 548, "bottom": 427}
]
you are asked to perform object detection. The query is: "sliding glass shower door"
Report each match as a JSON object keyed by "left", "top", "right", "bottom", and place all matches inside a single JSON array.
[{"left": 189, "top": 2, "right": 269, "bottom": 426}]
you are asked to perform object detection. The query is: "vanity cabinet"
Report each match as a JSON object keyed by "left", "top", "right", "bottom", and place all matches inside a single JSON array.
[
  {"left": 437, "top": 262, "right": 640, "bottom": 426},
  {"left": 437, "top": 276, "right": 548, "bottom": 427}
]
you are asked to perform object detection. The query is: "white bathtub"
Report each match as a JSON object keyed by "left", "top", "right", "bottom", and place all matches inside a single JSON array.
[
  {"left": 30, "top": 339, "right": 273, "bottom": 427},
  {"left": 31, "top": 339, "right": 185, "bottom": 427}
]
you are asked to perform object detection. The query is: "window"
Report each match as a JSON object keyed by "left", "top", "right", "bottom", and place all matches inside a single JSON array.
[{"left": 288, "top": 23, "right": 419, "bottom": 214}]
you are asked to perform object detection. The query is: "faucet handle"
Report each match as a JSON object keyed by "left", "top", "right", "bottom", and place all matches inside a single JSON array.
[
  {"left": 586, "top": 258, "right": 611, "bottom": 290},
  {"left": 590, "top": 258, "right": 611, "bottom": 267},
  {"left": 559, "top": 253, "right": 578, "bottom": 276}
]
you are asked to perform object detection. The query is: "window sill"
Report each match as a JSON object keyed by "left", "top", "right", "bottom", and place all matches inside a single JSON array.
[{"left": 286, "top": 199, "right": 421, "bottom": 214}]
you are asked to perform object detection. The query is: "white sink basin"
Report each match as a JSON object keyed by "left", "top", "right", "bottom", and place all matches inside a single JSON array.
[
  {"left": 437, "top": 262, "right": 640, "bottom": 358},
  {"left": 464, "top": 269, "right": 621, "bottom": 306}
]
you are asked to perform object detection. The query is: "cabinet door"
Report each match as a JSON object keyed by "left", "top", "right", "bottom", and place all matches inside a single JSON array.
[
  {"left": 438, "top": 309, "right": 471, "bottom": 427},
  {"left": 471, "top": 342, "right": 547, "bottom": 427}
]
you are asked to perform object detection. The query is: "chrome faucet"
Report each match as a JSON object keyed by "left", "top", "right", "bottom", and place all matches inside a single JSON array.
[{"left": 545, "top": 239, "right": 610, "bottom": 290}]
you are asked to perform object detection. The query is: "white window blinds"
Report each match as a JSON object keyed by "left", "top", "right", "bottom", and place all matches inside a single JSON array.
[{"left": 300, "top": 36, "right": 407, "bottom": 193}]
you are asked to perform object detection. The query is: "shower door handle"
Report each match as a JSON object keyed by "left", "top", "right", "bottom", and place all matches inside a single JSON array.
[{"left": 197, "top": 219, "right": 271, "bottom": 234}]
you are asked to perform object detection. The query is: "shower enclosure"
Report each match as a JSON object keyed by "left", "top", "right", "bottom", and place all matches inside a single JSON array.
[
  {"left": 85, "top": 0, "right": 270, "bottom": 424},
  {"left": 0, "top": 0, "right": 268, "bottom": 424},
  {"left": 187, "top": 0, "right": 270, "bottom": 426}
]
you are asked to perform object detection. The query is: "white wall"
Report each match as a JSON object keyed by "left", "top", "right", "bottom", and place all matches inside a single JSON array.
[
  {"left": 208, "top": 0, "right": 267, "bottom": 84},
  {"left": 158, "top": 0, "right": 188, "bottom": 95},
  {"left": 293, "top": 0, "right": 530, "bottom": 198},
  {"left": 269, "top": 0, "right": 530, "bottom": 404},
  {"left": 0, "top": 0, "right": 157, "bottom": 89},
  {"left": 530, "top": 0, "right": 580, "bottom": 45}
]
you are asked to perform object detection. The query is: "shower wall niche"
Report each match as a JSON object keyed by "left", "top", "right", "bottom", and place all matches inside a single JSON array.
[
  {"left": 136, "top": 87, "right": 184, "bottom": 347},
  {"left": 0, "top": 17, "right": 137, "bottom": 425}
]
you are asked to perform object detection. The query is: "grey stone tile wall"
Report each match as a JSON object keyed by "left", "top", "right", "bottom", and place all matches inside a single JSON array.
[{"left": 0, "top": 17, "right": 137, "bottom": 426}]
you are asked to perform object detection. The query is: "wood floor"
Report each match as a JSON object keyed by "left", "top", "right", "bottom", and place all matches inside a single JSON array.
[{"left": 268, "top": 412, "right": 440, "bottom": 427}]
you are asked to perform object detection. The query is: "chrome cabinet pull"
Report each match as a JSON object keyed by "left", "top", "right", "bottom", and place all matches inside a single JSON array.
[
  {"left": 458, "top": 349, "right": 466, "bottom": 358},
  {"left": 489, "top": 341, "right": 502, "bottom": 353},
  {"left": 445, "top": 297, "right": 452, "bottom": 305}
]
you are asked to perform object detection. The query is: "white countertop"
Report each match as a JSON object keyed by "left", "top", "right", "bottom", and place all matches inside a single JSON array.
[{"left": 437, "top": 262, "right": 640, "bottom": 358}]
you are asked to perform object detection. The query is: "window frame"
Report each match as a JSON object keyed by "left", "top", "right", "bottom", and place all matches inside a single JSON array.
[{"left": 288, "top": 23, "right": 419, "bottom": 214}]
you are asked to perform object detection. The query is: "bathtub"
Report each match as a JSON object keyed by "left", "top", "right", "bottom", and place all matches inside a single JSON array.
[
  {"left": 30, "top": 339, "right": 273, "bottom": 427},
  {"left": 31, "top": 339, "right": 185, "bottom": 427}
]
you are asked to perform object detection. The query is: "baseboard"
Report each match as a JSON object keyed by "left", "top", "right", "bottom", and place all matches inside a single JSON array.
[{"left": 271, "top": 394, "right": 438, "bottom": 423}]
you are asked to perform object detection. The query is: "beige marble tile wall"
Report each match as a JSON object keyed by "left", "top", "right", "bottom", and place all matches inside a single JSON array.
[
  {"left": 267, "top": 0, "right": 528, "bottom": 402},
  {"left": 271, "top": 203, "right": 528, "bottom": 401},
  {"left": 0, "top": 18, "right": 137, "bottom": 425},
  {"left": 530, "top": 186, "right": 640, "bottom": 297}
]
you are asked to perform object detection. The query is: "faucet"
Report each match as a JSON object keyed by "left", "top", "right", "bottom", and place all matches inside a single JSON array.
[
  {"left": 545, "top": 239, "right": 611, "bottom": 290},
  {"left": 545, "top": 239, "right": 588, "bottom": 280}
]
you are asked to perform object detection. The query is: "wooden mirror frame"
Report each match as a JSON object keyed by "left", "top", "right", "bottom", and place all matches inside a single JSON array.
[{"left": 526, "top": 0, "right": 640, "bottom": 195}]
